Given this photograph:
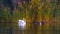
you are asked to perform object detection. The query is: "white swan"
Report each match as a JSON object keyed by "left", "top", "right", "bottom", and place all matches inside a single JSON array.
[{"left": 18, "top": 18, "right": 26, "bottom": 30}]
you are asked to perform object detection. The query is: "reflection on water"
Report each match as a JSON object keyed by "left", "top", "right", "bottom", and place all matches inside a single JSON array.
[
  {"left": 0, "top": 21, "right": 60, "bottom": 34},
  {"left": 17, "top": 22, "right": 60, "bottom": 34}
]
